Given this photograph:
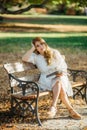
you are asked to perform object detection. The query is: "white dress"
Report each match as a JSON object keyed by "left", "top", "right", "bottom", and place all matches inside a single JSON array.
[{"left": 28, "top": 49, "right": 73, "bottom": 96}]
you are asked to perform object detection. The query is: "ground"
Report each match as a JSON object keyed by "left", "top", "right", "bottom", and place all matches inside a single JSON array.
[
  {"left": 0, "top": 52, "right": 87, "bottom": 130},
  {"left": 0, "top": 98, "right": 87, "bottom": 130}
]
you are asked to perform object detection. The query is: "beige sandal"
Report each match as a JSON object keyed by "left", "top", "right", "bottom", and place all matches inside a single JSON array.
[
  {"left": 69, "top": 109, "right": 81, "bottom": 120},
  {"left": 47, "top": 106, "right": 57, "bottom": 118}
]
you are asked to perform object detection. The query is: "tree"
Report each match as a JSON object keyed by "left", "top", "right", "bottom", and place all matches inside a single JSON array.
[
  {"left": 0, "top": 0, "right": 87, "bottom": 14},
  {"left": 0, "top": 0, "right": 48, "bottom": 14}
]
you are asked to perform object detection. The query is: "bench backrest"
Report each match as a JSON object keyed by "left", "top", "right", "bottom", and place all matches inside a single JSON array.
[
  {"left": 4, "top": 62, "right": 40, "bottom": 88},
  {"left": 4, "top": 62, "right": 36, "bottom": 74}
]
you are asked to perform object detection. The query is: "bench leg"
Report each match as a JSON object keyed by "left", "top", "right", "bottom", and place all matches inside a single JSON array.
[
  {"left": 84, "top": 84, "right": 87, "bottom": 103},
  {"left": 11, "top": 98, "right": 42, "bottom": 125},
  {"left": 35, "top": 103, "right": 42, "bottom": 126},
  {"left": 73, "top": 87, "right": 83, "bottom": 99},
  {"left": 10, "top": 96, "right": 15, "bottom": 114},
  {"left": 73, "top": 85, "right": 87, "bottom": 103}
]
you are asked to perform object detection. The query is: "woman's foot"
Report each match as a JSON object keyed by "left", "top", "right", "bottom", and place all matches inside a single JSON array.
[
  {"left": 47, "top": 106, "right": 57, "bottom": 118},
  {"left": 69, "top": 109, "right": 82, "bottom": 120}
]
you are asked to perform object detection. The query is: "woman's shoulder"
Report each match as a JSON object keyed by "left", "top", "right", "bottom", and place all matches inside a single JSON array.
[
  {"left": 50, "top": 48, "right": 60, "bottom": 54},
  {"left": 32, "top": 52, "right": 42, "bottom": 59},
  {"left": 32, "top": 52, "right": 38, "bottom": 57},
  {"left": 51, "top": 48, "right": 63, "bottom": 60}
]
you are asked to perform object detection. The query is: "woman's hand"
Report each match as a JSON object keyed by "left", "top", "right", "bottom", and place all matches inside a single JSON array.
[
  {"left": 56, "top": 71, "right": 63, "bottom": 77},
  {"left": 22, "top": 43, "right": 35, "bottom": 62}
]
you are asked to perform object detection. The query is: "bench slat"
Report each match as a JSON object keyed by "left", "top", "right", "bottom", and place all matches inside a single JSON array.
[
  {"left": 19, "top": 75, "right": 39, "bottom": 82},
  {"left": 4, "top": 62, "right": 35, "bottom": 73},
  {"left": 71, "top": 81, "right": 86, "bottom": 88},
  {"left": 11, "top": 90, "right": 50, "bottom": 100}
]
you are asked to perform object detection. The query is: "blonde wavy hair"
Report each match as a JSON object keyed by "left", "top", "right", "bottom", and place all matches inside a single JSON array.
[{"left": 32, "top": 37, "right": 53, "bottom": 65}]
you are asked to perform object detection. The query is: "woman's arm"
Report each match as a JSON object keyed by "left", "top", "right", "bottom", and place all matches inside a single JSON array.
[
  {"left": 22, "top": 46, "right": 35, "bottom": 62},
  {"left": 53, "top": 50, "right": 67, "bottom": 77}
]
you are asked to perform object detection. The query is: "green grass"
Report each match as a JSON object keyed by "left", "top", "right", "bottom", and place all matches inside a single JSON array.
[
  {"left": 0, "top": 32, "right": 87, "bottom": 54},
  {"left": 1, "top": 15, "right": 87, "bottom": 25},
  {"left": 0, "top": 15, "right": 87, "bottom": 54}
]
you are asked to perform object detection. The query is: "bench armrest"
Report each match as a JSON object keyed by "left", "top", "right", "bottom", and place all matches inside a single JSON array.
[
  {"left": 9, "top": 73, "right": 39, "bottom": 97},
  {"left": 68, "top": 68, "right": 87, "bottom": 82}
]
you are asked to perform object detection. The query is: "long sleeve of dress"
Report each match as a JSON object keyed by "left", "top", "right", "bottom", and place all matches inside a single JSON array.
[
  {"left": 53, "top": 50, "right": 67, "bottom": 73},
  {"left": 27, "top": 53, "right": 36, "bottom": 65}
]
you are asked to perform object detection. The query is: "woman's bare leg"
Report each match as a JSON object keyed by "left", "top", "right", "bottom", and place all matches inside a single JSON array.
[
  {"left": 52, "top": 81, "right": 73, "bottom": 109},
  {"left": 51, "top": 81, "right": 81, "bottom": 119},
  {"left": 52, "top": 81, "right": 61, "bottom": 107},
  {"left": 59, "top": 85, "right": 81, "bottom": 119},
  {"left": 48, "top": 81, "right": 61, "bottom": 117},
  {"left": 59, "top": 85, "right": 73, "bottom": 110}
]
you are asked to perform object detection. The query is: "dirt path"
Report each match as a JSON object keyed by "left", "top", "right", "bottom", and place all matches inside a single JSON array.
[
  {"left": 0, "top": 23, "right": 87, "bottom": 32},
  {"left": 0, "top": 100, "right": 87, "bottom": 130},
  {"left": 42, "top": 103, "right": 87, "bottom": 130}
]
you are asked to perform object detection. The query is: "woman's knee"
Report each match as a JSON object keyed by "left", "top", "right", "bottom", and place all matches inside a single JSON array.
[{"left": 54, "top": 81, "right": 61, "bottom": 88}]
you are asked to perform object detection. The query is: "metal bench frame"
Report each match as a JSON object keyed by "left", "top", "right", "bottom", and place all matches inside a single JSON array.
[
  {"left": 3, "top": 62, "right": 87, "bottom": 126},
  {"left": 68, "top": 69, "right": 87, "bottom": 103}
]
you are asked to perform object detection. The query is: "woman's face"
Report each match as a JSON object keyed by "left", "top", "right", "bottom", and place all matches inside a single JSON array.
[{"left": 34, "top": 41, "right": 46, "bottom": 55}]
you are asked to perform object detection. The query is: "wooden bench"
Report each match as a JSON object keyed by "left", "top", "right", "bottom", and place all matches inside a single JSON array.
[{"left": 3, "top": 62, "right": 87, "bottom": 126}]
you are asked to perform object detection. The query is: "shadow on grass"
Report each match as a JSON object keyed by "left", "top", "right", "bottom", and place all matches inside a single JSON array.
[{"left": 1, "top": 15, "right": 87, "bottom": 25}]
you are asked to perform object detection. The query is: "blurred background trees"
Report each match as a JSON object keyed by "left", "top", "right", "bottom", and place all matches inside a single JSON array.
[{"left": 0, "top": 0, "right": 87, "bottom": 15}]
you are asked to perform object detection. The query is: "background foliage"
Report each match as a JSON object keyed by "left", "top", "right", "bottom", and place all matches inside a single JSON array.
[{"left": 0, "top": 0, "right": 87, "bottom": 14}]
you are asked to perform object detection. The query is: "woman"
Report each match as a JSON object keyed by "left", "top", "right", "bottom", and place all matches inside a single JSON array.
[{"left": 22, "top": 37, "right": 81, "bottom": 119}]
